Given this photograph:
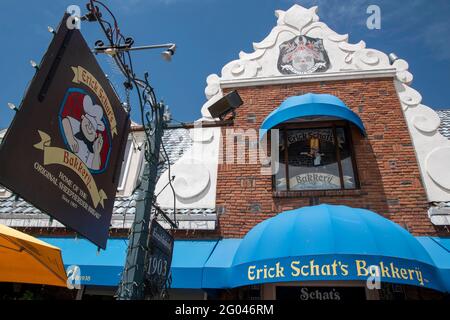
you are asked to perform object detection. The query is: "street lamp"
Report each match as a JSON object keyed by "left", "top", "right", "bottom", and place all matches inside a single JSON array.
[
  {"left": 7, "top": 103, "right": 19, "bottom": 112},
  {"left": 161, "top": 44, "right": 176, "bottom": 62},
  {"left": 30, "top": 60, "right": 39, "bottom": 70},
  {"left": 47, "top": 26, "right": 56, "bottom": 35},
  {"left": 93, "top": 43, "right": 177, "bottom": 62}
]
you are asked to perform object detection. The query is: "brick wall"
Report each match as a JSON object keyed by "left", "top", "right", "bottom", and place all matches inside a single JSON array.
[{"left": 213, "top": 77, "right": 444, "bottom": 239}]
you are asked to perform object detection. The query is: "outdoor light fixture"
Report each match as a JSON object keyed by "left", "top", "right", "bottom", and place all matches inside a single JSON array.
[
  {"left": 30, "top": 60, "right": 39, "bottom": 70},
  {"left": 389, "top": 53, "right": 399, "bottom": 65},
  {"left": 121, "top": 101, "right": 130, "bottom": 112},
  {"left": 161, "top": 44, "right": 176, "bottom": 62},
  {"left": 47, "top": 26, "right": 56, "bottom": 35},
  {"left": 208, "top": 90, "right": 243, "bottom": 120},
  {"left": 7, "top": 103, "right": 19, "bottom": 112},
  {"left": 163, "top": 106, "right": 172, "bottom": 122},
  {"left": 93, "top": 43, "right": 177, "bottom": 62}
]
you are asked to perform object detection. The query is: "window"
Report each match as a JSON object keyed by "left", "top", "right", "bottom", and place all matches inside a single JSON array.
[{"left": 275, "top": 123, "right": 358, "bottom": 192}]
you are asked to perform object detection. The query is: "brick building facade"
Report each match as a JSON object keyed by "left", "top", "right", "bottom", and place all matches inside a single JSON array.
[
  {"left": 215, "top": 78, "right": 444, "bottom": 239},
  {"left": 1, "top": 4, "right": 450, "bottom": 300}
]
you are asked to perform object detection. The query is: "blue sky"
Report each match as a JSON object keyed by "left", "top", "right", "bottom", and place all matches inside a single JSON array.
[{"left": 0, "top": 0, "right": 449, "bottom": 129}]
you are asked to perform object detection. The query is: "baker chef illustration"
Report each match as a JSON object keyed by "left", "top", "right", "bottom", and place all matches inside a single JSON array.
[
  {"left": 299, "top": 132, "right": 324, "bottom": 166},
  {"left": 61, "top": 94, "right": 104, "bottom": 170}
]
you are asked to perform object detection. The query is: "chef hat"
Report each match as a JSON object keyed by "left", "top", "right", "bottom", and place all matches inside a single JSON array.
[{"left": 83, "top": 95, "right": 105, "bottom": 132}]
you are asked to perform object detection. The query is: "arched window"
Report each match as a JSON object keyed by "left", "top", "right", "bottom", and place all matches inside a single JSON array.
[
  {"left": 260, "top": 94, "right": 365, "bottom": 192},
  {"left": 275, "top": 122, "right": 358, "bottom": 191}
]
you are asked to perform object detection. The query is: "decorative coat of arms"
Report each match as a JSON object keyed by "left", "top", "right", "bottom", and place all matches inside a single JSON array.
[{"left": 278, "top": 35, "right": 330, "bottom": 75}]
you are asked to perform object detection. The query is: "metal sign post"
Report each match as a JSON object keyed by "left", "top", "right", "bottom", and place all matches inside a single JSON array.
[
  {"left": 2, "top": 0, "right": 177, "bottom": 300},
  {"left": 116, "top": 101, "right": 165, "bottom": 300},
  {"left": 145, "top": 218, "right": 175, "bottom": 299}
]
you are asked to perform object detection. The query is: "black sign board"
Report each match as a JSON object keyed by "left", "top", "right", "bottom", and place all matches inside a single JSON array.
[
  {"left": 145, "top": 219, "right": 174, "bottom": 297},
  {"left": 0, "top": 14, "right": 130, "bottom": 249},
  {"left": 276, "top": 286, "right": 366, "bottom": 301}
]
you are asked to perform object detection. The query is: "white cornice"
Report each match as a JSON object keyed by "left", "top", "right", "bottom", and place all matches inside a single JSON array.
[{"left": 220, "top": 68, "right": 396, "bottom": 89}]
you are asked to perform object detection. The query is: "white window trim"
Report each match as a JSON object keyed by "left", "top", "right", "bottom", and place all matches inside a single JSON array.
[{"left": 117, "top": 140, "right": 134, "bottom": 191}]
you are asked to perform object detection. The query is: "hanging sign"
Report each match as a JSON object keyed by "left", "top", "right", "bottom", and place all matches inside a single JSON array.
[
  {"left": 0, "top": 14, "right": 130, "bottom": 249},
  {"left": 145, "top": 219, "right": 174, "bottom": 297}
]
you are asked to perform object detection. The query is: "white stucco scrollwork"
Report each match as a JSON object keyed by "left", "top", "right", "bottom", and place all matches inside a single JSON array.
[
  {"left": 201, "top": 74, "right": 222, "bottom": 119},
  {"left": 205, "top": 74, "right": 221, "bottom": 100},
  {"left": 281, "top": 5, "right": 319, "bottom": 31},
  {"left": 394, "top": 59, "right": 450, "bottom": 202},
  {"left": 426, "top": 148, "right": 450, "bottom": 191},
  {"left": 155, "top": 127, "right": 221, "bottom": 209},
  {"left": 395, "top": 81, "right": 423, "bottom": 111},
  {"left": 222, "top": 59, "right": 261, "bottom": 80},
  {"left": 412, "top": 106, "right": 442, "bottom": 133},
  {"left": 172, "top": 160, "right": 211, "bottom": 200},
  {"left": 353, "top": 49, "right": 390, "bottom": 70},
  {"left": 202, "top": 4, "right": 396, "bottom": 92}
]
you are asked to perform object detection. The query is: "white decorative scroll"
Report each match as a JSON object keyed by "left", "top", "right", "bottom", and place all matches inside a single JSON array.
[
  {"left": 426, "top": 148, "right": 450, "bottom": 191},
  {"left": 203, "top": 5, "right": 395, "bottom": 86},
  {"left": 199, "top": 4, "right": 450, "bottom": 204},
  {"left": 201, "top": 5, "right": 393, "bottom": 119},
  {"left": 394, "top": 62, "right": 450, "bottom": 202},
  {"left": 155, "top": 127, "right": 221, "bottom": 210},
  {"left": 172, "top": 160, "right": 211, "bottom": 200}
]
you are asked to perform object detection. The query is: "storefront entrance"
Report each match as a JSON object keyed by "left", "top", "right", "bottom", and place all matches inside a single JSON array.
[
  {"left": 276, "top": 286, "right": 366, "bottom": 301},
  {"left": 260, "top": 282, "right": 376, "bottom": 301},
  {"left": 231, "top": 282, "right": 447, "bottom": 301}
]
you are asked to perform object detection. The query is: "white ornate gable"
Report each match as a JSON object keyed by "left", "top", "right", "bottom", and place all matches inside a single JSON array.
[
  {"left": 201, "top": 5, "right": 398, "bottom": 119},
  {"left": 200, "top": 4, "right": 450, "bottom": 205}
]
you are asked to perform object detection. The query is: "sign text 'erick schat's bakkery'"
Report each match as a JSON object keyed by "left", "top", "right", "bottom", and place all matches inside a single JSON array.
[
  {"left": 247, "top": 259, "right": 425, "bottom": 287},
  {"left": 0, "top": 13, "right": 130, "bottom": 249}
]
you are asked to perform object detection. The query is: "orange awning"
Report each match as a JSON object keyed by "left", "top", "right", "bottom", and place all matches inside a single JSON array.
[{"left": 0, "top": 224, "right": 67, "bottom": 287}]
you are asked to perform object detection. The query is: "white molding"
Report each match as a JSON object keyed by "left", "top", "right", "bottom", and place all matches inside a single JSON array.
[
  {"left": 200, "top": 4, "right": 395, "bottom": 119},
  {"left": 220, "top": 68, "right": 396, "bottom": 89},
  {"left": 117, "top": 139, "right": 133, "bottom": 192},
  {"left": 428, "top": 207, "right": 450, "bottom": 226},
  {"left": 116, "top": 131, "right": 146, "bottom": 197}
]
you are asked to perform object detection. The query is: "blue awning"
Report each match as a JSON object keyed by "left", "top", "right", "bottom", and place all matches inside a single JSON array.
[
  {"left": 417, "top": 237, "right": 450, "bottom": 293},
  {"left": 40, "top": 237, "right": 219, "bottom": 289},
  {"left": 42, "top": 237, "right": 127, "bottom": 287},
  {"left": 40, "top": 209, "right": 450, "bottom": 292},
  {"left": 202, "top": 239, "right": 241, "bottom": 289},
  {"left": 171, "top": 240, "right": 218, "bottom": 289},
  {"left": 201, "top": 205, "right": 449, "bottom": 293},
  {"left": 260, "top": 93, "right": 366, "bottom": 139}
]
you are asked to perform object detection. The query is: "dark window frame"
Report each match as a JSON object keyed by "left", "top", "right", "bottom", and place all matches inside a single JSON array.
[{"left": 273, "top": 120, "right": 360, "bottom": 192}]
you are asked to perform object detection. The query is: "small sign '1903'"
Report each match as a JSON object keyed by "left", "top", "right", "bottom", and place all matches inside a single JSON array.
[{"left": 145, "top": 218, "right": 174, "bottom": 298}]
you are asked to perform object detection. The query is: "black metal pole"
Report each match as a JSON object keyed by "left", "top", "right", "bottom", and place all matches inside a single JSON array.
[
  {"left": 84, "top": 1, "right": 177, "bottom": 299},
  {"left": 116, "top": 103, "right": 165, "bottom": 300}
]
